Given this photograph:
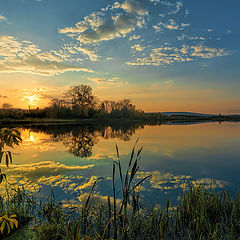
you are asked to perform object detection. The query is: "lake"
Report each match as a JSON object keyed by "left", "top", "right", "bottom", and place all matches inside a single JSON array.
[{"left": 2, "top": 121, "right": 240, "bottom": 207}]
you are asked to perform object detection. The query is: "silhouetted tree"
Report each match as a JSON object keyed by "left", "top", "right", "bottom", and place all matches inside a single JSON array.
[
  {"left": 1, "top": 103, "right": 12, "bottom": 109},
  {"left": 65, "top": 85, "right": 97, "bottom": 118}
]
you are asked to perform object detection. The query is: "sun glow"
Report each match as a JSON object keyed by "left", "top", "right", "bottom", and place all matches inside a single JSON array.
[
  {"left": 22, "top": 94, "right": 40, "bottom": 107},
  {"left": 30, "top": 134, "right": 35, "bottom": 142}
]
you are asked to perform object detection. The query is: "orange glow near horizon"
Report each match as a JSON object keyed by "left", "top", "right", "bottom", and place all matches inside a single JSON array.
[{"left": 0, "top": 83, "right": 239, "bottom": 114}]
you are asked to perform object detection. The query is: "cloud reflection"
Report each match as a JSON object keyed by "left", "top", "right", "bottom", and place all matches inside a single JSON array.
[{"left": 137, "top": 170, "right": 228, "bottom": 192}]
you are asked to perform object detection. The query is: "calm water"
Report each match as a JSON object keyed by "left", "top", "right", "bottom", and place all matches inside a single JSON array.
[{"left": 2, "top": 122, "right": 240, "bottom": 206}]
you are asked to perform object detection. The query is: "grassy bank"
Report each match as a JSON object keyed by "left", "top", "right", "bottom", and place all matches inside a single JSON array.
[{"left": 2, "top": 184, "right": 240, "bottom": 240}]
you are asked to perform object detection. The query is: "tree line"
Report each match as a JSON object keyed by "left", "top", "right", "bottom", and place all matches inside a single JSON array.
[{"left": 0, "top": 85, "right": 163, "bottom": 121}]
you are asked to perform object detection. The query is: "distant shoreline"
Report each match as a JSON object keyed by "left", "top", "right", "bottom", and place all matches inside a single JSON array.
[{"left": 0, "top": 114, "right": 240, "bottom": 127}]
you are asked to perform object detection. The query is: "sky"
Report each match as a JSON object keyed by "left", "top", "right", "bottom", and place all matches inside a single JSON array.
[{"left": 0, "top": 0, "right": 239, "bottom": 113}]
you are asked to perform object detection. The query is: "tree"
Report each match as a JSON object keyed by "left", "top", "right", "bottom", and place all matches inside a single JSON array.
[
  {"left": 65, "top": 85, "right": 97, "bottom": 117},
  {"left": 1, "top": 103, "right": 12, "bottom": 109}
]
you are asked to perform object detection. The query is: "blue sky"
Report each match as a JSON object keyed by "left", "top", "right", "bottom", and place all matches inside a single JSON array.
[{"left": 0, "top": 0, "right": 239, "bottom": 113}]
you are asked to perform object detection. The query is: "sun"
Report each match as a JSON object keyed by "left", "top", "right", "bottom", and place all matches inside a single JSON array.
[
  {"left": 29, "top": 96, "right": 35, "bottom": 104},
  {"left": 23, "top": 94, "right": 39, "bottom": 107}
]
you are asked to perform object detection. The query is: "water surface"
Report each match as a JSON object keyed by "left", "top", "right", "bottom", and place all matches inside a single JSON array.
[{"left": 2, "top": 122, "right": 240, "bottom": 206}]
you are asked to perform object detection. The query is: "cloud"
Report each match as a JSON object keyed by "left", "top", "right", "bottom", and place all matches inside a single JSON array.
[
  {"left": 177, "top": 34, "right": 206, "bottom": 42},
  {"left": 1, "top": 161, "right": 96, "bottom": 194},
  {"left": 150, "top": 1, "right": 183, "bottom": 14},
  {"left": 88, "top": 76, "right": 128, "bottom": 87},
  {"left": 74, "top": 46, "right": 98, "bottom": 61},
  {"left": 121, "top": 0, "right": 148, "bottom": 16},
  {"left": 5, "top": 161, "right": 94, "bottom": 177},
  {"left": 78, "top": 14, "right": 145, "bottom": 44},
  {"left": 88, "top": 77, "right": 106, "bottom": 84},
  {"left": 126, "top": 44, "right": 231, "bottom": 66},
  {"left": 190, "top": 45, "right": 230, "bottom": 58},
  {"left": 74, "top": 176, "right": 98, "bottom": 191},
  {"left": 0, "top": 35, "right": 93, "bottom": 76},
  {"left": 0, "top": 15, "right": 7, "bottom": 22},
  {"left": 0, "top": 56, "right": 92, "bottom": 76},
  {"left": 169, "top": 1, "right": 183, "bottom": 14},
  {"left": 0, "top": 94, "right": 8, "bottom": 98},
  {"left": 131, "top": 44, "right": 145, "bottom": 51},
  {"left": 59, "top": 12, "right": 103, "bottom": 35},
  {"left": 59, "top": 0, "right": 148, "bottom": 44},
  {"left": 129, "top": 34, "right": 141, "bottom": 40},
  {"left": 153, "top": 19, "right": 189, "bottom": 32},
  {"left": 153, "top": 19, "right": 178, "bottom": 32},
  {"left": 77, "top": 193, "right": 124, "bottom": 209},
  {"left": 137, "top": 171, "right": 228, "bottom": 191}
]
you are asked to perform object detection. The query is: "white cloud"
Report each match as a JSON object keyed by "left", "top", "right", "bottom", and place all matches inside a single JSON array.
[
  {"left": 0, "top": 35, "right": 93, "bottom": 76},
  {"left": 121, "top": 0, "right": 148, "bottom": 16},
  {"left": 5, "top": 161, "right": 94, "bottom": 176},
  {"left": 129, "top": 34, "right": 141, "bottom": 40},
  {"left": 170, "top": 1, "right": 183, "bottom": 14},
  {"left": 0, "top": 15, "right": 7, "bottom": 22},
  {"left": 59, "top": 12, "right": 103, "bottom": 35},
  {"left": 88, "top": 76, "right": 127, "bottom": 87},
  {"left": 1, "top": 161, "right": 96, "bottom": 194},
  {"left": 59, "top": 0, "right": 148, "bottom": 44},
  {"left": 126, "top": 44, "right": 231, "bottom": 66},
  {"left": 131, "top": 44, "right": 145, "bottom": 51},
  {"left": 137, "top": 171, "right": 227, "bottom": 191},
  {"left": 153, "top": 19, "right": 189, "bottom": 32},
  {"left": 78, "top": 14, "right": 145, "bottom": 44},
  {"left": 190, "top": 45, "right": 231, "bottom": 59},
  {"left": 153, "top": 19, "right": 179, "bottom": 32},
  {"left": 88, "top": 77, "right": 105, "bottom": 84},
  {"left": 74, "top": 46, "right": 98, "bottom": 61},
  {"left": 150, "top": 1, "right": 183, "bottom": 14}
]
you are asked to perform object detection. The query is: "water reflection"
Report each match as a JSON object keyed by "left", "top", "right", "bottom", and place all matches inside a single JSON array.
[
  {"left": 1, "top": 122, "right": 240, "bottom": 206},
  {"left": 62, "top": 128, "right": 98, "bottom": 157},
  {"left": 20, "top": 123, "right": 145, "bottom": 158}
]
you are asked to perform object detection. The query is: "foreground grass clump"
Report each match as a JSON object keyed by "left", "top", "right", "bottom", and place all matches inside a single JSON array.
[
  {"left": 176, "top": 186, "right": 240, "bottom": 239},
  {"left": 0, "top": 185, "right": 36, "bottom": 238},
  {"left": 1, "top": 142, "right": 240, "bottom": 239},
  {"left": 3, "top": 185, "right": 240, "bottom": 240},
  {"left": 63, "top": 186, "right": 240, "bottom": 240}
]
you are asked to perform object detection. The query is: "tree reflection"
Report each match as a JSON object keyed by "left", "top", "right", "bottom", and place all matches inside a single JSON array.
[
  {"left": 100, "top": 124, "right": 144, "bottom": 141},
  {"left": 20, "top": 123, "right": 146, "bottom": 158},
  {"left": 62, "top": 127, "right": 98, "bottom": 157}
]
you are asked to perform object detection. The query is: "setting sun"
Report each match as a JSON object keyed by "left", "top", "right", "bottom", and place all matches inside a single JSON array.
[{"left": 22, "top": 94, "right": 40, "bottom": 107}]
